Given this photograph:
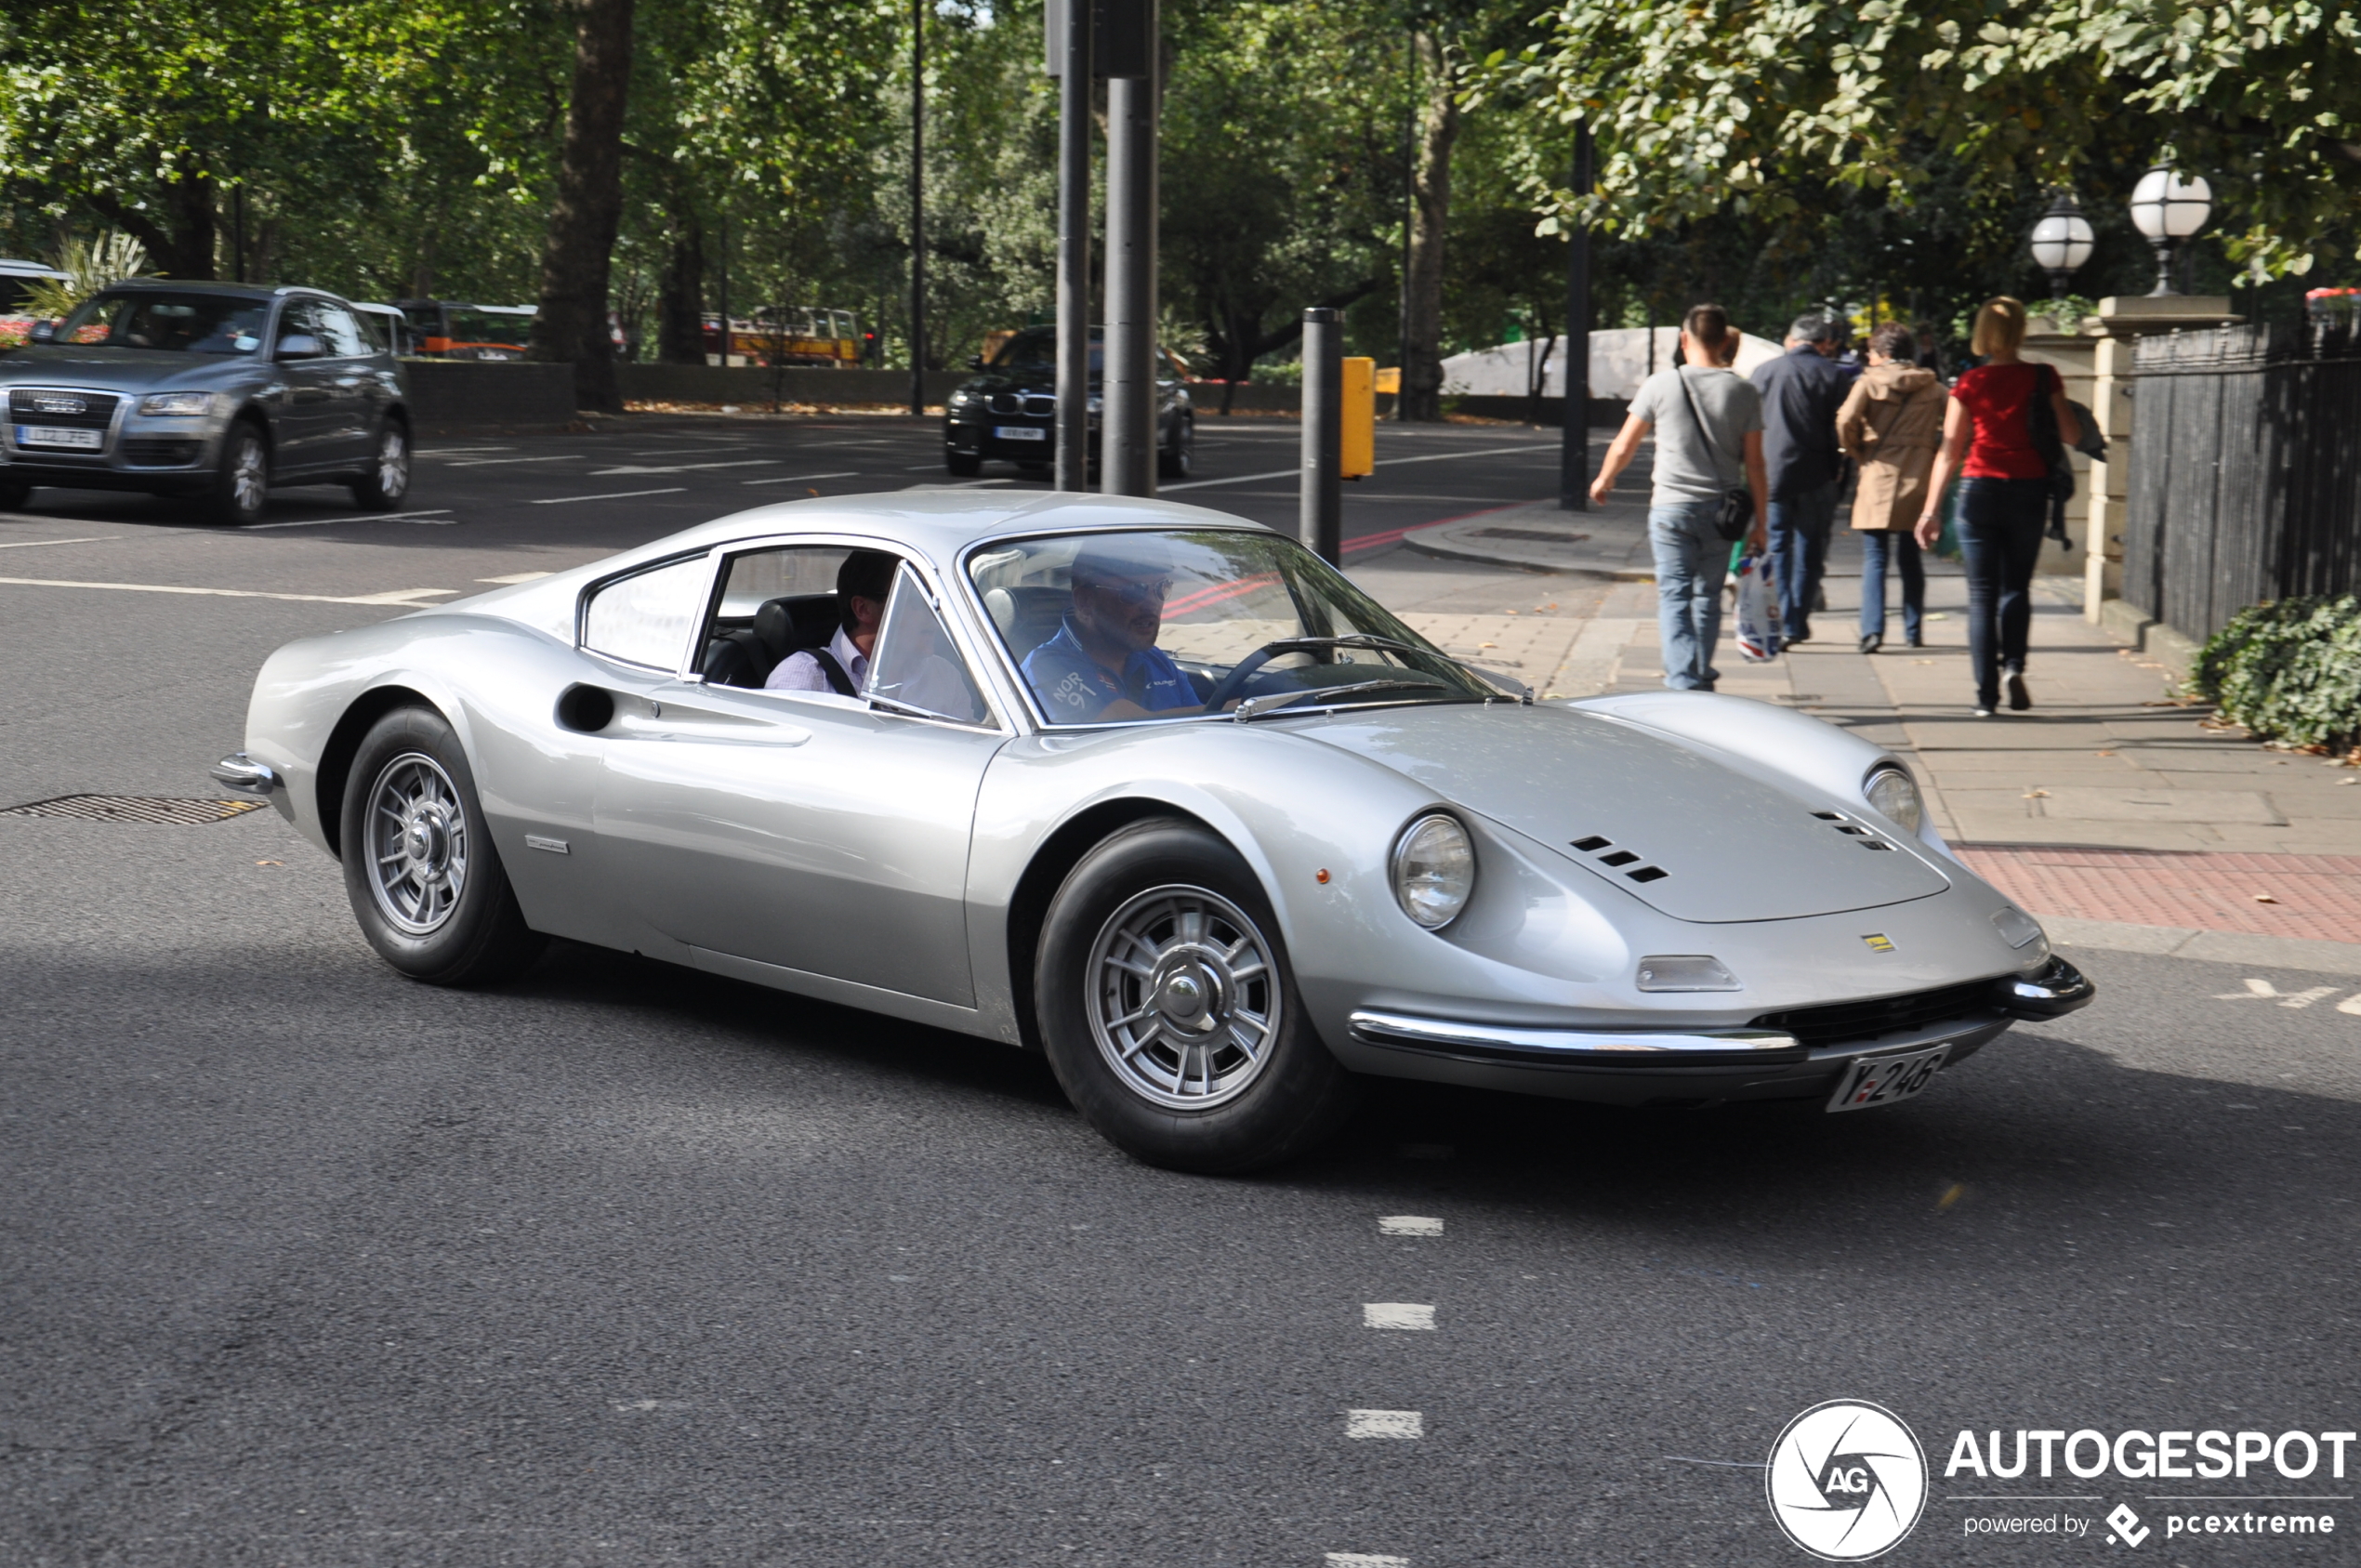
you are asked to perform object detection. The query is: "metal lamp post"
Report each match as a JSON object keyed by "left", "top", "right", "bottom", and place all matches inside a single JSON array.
[
  {"left": 2026, "top": 191, "right": 2095, "bottom": 298},
  {"left": 2128, "top": 167, "right": 2212, "bottom": 297}
]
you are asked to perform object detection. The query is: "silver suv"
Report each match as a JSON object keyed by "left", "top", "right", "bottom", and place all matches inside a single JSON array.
[{"left": 0, "top": 279, "right": 411, "bottom": 525}]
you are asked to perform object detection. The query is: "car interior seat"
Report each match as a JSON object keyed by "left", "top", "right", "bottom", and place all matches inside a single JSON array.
[{"left": 700, "top": 593, "right": 845, "bottom": 688}]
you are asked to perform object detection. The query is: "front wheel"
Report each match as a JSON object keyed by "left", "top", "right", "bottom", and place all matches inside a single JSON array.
[
  {"left": 209, "top": 421, "right": 270, "bottom": 526},
  {"left": 945, "top": 451, "right": 983, "bottom": 477},
  {"left": 1035, "top": 819, "right": 1356, "bottom": 1172},
  {"left": 350, "top": 418, "right": 411, "bottom": 508},
  {"left": 339, "top": 706, "right": 546, "bottom": 986}
]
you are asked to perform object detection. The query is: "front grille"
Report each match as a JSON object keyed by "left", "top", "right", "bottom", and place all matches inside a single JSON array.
[
  {"left": 1752, "top": 978, "right": 1999, "bottom": 1048},
  {"left": 1022, "top": 392, "right": 1056, "bottom": 417},
  {"left": 9, "top": 389, "right": 119, "bottom": 429},
  {"left": 0, "top": 795, "right": 266, "bottom": 824},
  {"left": 122, "top": 437, "right": 202, "bottom": 467}
]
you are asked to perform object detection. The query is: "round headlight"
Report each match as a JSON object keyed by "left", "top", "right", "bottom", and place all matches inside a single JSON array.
[
  {"left": 1392, "top": 812, "right": 1475, "bottom": 929},
  {"left": 1865, "top": 766, "right": 1923, "bottom": 833}
]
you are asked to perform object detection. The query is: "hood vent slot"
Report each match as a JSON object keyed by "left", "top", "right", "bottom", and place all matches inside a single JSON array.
[
  {"left": 1814, "top": 810, "right": 1897, "bottom": 850},
  {"left": 1572, "top": 835, "right": 1670, "bottom": 884}
]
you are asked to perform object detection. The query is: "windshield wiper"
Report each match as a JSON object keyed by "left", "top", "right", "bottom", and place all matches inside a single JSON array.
[{"left": 1233, "top": 678, "right": 1469, "bottom": 721}]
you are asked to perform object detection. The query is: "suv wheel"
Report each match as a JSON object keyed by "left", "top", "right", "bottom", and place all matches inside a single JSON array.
[
  {"left": 946, "top": 451, "right": 983, "bottom": 477},
  {"left": 209, "top": 421, "right": 270, "bottom": 526},
  {"left": 350, "top": 419, "right": 411, "bottom": 509}
]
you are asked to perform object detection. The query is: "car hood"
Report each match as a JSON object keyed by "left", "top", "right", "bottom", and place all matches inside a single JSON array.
[
  {"left": 1290, "top": 703, "right": 1950, "bottom": 923},
  {"left": 0, "top": 346, "right": 256, "bottom": 389}
]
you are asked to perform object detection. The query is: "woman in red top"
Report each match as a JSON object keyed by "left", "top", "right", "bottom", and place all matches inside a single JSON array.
[{"left": 1914, "top": 297, "right": 2081, "bottom": 716}]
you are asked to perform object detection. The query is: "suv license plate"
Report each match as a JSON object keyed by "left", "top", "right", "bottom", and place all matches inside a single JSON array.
[
  {"left": 19, "top": 425, "right": 104, "bottom": 450},
  {"left": 1826, "top": 1045, "right": 1950, "bottom": 1113},
  {"left": 993, "top": 425, "right": 1047, "bottom": 441}
]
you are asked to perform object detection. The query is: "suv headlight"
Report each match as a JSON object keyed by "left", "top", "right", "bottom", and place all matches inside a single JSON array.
[
  {"left": 1392, "top": 812, "right": 1475, "bottom": 929},
  {"left": 1865, "top": 765, "right": 1923, "bottom": 833},
  {"left": 138, "top": 391, "right": 219, "bottom": 416}
]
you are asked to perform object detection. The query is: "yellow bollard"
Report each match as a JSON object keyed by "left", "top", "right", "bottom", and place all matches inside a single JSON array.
[{"left": 1340, "top": 356, "right": 1376, "bottom": 480}]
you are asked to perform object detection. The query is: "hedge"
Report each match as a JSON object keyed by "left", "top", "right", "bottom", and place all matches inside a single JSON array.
[{"left": 2186, "top": 594, "right": 2361, "bottom": 752}]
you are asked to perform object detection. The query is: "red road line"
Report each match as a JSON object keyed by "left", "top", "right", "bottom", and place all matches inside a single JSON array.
[{"left": 1340, "top": 500, "right": 1532, "bottom": 555}]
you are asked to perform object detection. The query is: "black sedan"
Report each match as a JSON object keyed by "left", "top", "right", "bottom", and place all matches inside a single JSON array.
[
  {"left": 943, "top": 325, "right": 1193, "bottom": 479},
  {"left": 0, "top": 280, "right": 411, "bottom": 525}
]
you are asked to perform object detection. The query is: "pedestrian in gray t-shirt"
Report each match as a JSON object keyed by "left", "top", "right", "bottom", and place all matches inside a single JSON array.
[{"left": 1590, "top": 304, "right": 1769, "bottom": 692}]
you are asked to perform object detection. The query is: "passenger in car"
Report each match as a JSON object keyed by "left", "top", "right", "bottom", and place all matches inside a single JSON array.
[
  {"left": 766, "top": 549, "right": 898, "bottom": 694},
  {"left": 1020, "top": 541, "right": 1200, "bottom": 722}
]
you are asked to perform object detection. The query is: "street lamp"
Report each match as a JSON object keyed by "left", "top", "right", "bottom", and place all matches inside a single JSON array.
[
  {"left": 2128, "top": 166, "right": 2212, "bottom": 296},
  {"left": 2027, "top": 190, "right": 2095, "bottom": 298}
]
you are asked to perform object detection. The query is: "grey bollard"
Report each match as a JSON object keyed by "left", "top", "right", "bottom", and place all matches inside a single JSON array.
[{"left": 1299, "top": 308, "right": 1341, "bottom": 564}]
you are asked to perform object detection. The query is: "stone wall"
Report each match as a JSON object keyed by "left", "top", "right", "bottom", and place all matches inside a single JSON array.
[{"left": 400, "top": 361, "right": 577, "bottom": 432}]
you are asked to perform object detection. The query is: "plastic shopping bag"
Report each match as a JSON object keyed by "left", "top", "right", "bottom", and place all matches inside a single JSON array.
[{"left": 1734, "top": 551, "right": 1781, "bottom": 663}]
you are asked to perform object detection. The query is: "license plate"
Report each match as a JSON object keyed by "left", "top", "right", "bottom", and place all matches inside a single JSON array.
[
  {"left": 1826, "top": 1045, "right": 1950, "bottom": 1113},
  {"left": 18, "top": 425, "right": 103, "bottom": 450},
  {"left": 994, "top": 425, "right": 1047, "bottom": 441}
]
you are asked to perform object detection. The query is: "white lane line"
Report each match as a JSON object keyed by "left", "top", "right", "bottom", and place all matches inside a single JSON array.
[
  {"left": 742, "top": 470, "right": 861, "bottom": 485},
  {"left": 1327, "top": 1556, "right": 1411, "bottom": 1567},
  {"left": 1363, "top": 1303, "right": 1435, "bottom": 1331},
  {"left": 588, "top": 459, "right": 778, "bottom": 475},
  {"left": 627, "top": 446, "right": 753, "bottom": 456},
  {"left": 244, "top": 509, "right": 455, "bottom": 530},
  {"left": 477, "top": 571, "right": 554, "bottom": 584},
  {"left": 417, "top": 445, "right": 513, "bottom": 454},
  {"left": 1162, "top": 441, "right": 1559, "bottom": 493},
  {"left": 439, "top": 454, "right": 581, "bottom": 467},
  {"left": 528, "top": 487, "right": 688, "bottom": 505},
  {"left": 1345, "top": 1409, "right": 1423, "bottom": 1439},
  {"left": 0, "top": 535, "right": 109, "bottom": 551},
  {"left": 0, "top": 576, "right": 458, "bottom": 606},
  {"left": 1378, "top": 1215, "right": 1443, "bottom": 1236}
]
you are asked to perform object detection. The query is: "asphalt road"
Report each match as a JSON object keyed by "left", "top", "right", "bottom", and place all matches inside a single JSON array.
[{"left": 1, "top": 427, "right": 2354, "bottom": 1567}]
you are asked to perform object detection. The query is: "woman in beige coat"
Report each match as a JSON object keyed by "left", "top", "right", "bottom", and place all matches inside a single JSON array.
[{"left": 1837, "top": 321, "right": 1948, "bottom": 652}]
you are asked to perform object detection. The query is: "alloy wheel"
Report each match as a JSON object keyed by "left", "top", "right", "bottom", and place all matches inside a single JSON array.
[
  {"left": 363, "top": 751, "right": 469, "bottom": 935},
  {"left": 1086, "top": 883, "right": 1280, "bottom": 1109}
]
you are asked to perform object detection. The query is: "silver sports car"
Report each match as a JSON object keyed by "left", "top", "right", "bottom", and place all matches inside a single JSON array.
[{"left": 216, "top": 493, "right": 2092, "bottom": 1171}]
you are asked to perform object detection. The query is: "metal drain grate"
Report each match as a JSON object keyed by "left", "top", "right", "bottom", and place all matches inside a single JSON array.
[{"left": 0, "top": 795, "right": 268, "bottom": 824}]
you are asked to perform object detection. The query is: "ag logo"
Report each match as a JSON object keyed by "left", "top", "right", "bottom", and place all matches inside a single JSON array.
[{"left": 1765, "top": 1400, "right": 1927, "bottom": 1560}]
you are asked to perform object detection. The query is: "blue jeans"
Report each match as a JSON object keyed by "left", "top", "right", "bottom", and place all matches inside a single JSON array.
[
  {"left": 1648, "top": 500, "right": 1728, "bottom": 691},
  {"left": 1857, "top": 530, "right": 1924, "bottom": 642},
  {"left": 1957, "top": 477, "right": 2048, "bottom": 708},
  {"left": 1766, "top": 481, "right": 1839, "bottom": 640}
]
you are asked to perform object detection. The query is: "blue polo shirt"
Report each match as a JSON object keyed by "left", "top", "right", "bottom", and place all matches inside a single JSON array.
[{"left": 1021, "top": 618, "right": 1197, "bottom": 722}]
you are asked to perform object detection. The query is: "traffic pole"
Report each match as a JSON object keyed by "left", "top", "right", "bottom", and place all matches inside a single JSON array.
[
  {"left": 1560, "top": 118, "right": 1593, "bottom": 510},
  {"left": 1101, "top": 0, "right": 1159, "bottom": 497},
  {"left": 1051, "top": 0, "right": 1091, "bottom": 492},
  {"left": 1300, "top": 308, "right": 1341, "bottom": 564}
]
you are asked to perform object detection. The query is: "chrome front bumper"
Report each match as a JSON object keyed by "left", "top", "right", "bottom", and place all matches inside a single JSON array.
[
  {"left": 211, "top": 752, "right": 279, "bottom": 795},
  {"left": 1349, "top": 1011, "right": 1803, "bottom": 1066}
]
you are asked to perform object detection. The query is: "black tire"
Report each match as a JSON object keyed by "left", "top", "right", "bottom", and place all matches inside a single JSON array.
[
  {"left": 1157, "top": 415, "right": 1194, "bottom": 480},
  {"left": 945, "top": 451, "right": 983, "bottom": 477},
  {"left": 350, "top": 416, "right": 412, "bottom": 508},
  {"left": 208, "top": 419, "right": 270, "bottom": 526},
  {"left": 0, "top": 476, "right": 30, "bottom": 511},
  {"left": 339, "top": 705, "right": 546, "bottom": 986},
  {"left": 1035, "top": 819, "right": 1356, "bottom": 1173}
]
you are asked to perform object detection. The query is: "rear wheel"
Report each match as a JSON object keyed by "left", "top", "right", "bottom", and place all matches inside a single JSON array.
[
  {"left": 339, "top": 705, "right": 546, "bottom": 986},
  {"left": 350, "top": 418, "right": 411, "bottom": 508},
  {"left": 1035, "top": 819, "right": 1355, "bottom": 1172},
  {"left": 208, "top": 420, "right": 270, "bottom": 526}
]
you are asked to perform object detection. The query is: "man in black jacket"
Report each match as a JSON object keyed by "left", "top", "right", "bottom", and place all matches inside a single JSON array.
[{"left": 1751, "top": 315, "right": 1852, "bottom": 644}]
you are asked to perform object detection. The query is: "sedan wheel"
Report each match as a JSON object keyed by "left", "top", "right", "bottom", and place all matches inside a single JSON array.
[
  {"left": 209, "top": 422, "right": 270, "bottom": 526},
  {"left": 340, "top": 705, "right": 545, "bottom": 985},
  {"left": 351, "top": 421, "right": 411, "bottom": 509},
  {"left": 1036, "top": 818, "right": 1355, "bottom": 1171}
]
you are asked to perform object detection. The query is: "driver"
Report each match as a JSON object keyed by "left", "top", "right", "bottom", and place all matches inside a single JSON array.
[{"left": 1020, "top": 539, "right": 1200, "bottom": 722}]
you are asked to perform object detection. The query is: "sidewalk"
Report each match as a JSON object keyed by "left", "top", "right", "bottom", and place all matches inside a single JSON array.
[{"left": 1379, "top": 505, "right": 2361, "bottom": 974}]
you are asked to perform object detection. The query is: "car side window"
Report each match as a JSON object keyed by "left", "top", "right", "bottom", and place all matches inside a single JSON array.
[
  {"left": 274, "top": 299, "right": 322, "bottom": 352},
  {"left": 867, "top": 564, "right": 991, "bottom": 726},
  {"left": 582, "top": 555, "right": 710, "bottom": 672},
  {"left": 313, "top": 302, "right": 370, "bottom": 358}
]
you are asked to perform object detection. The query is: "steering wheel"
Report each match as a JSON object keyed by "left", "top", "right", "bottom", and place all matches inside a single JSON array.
[{"left": 1200, "top": 639, "right": 1326, "bottom": 712}]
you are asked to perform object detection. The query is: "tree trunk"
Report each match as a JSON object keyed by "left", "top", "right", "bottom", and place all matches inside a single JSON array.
[
  {"left": 656, "top": 197, "right": 705, "bottom": 364},
  {"left": 1398, "top": 28, "right": 1458, "bottom": 423},
  {"left": 530, "top": 0, "right": 635, "bottom": 413},
  {"left": 88, "top": 178, "right": 215, "bottom": 281}
]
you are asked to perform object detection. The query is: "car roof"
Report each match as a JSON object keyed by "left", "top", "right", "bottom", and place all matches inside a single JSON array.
[
  {"left": 0, "top": 258, "right": 70, "bottom": 279},
  {"left": 99, "top": 278, "right": 287, "bottom": 304}
]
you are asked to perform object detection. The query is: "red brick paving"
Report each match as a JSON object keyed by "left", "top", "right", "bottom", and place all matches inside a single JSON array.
[{"left": 1957, "top": 845, "right": 2361, "bottom": 945}]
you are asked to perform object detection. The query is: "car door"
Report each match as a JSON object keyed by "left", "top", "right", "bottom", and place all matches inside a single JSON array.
[
  {"left": 308, "top": 299, "right": 378, "bottom": 465},
  {"left": 595, "top": 554, "right": 1009, "bottom": 1008},
  {"left": 268, "top": 299, "right": 341, "bottom": 470}
]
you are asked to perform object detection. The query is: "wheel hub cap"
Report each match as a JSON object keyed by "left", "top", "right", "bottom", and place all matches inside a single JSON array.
[
  {"left": 1087, "top": 885, "right": 1280, "bottom": 1109},
  {"left": 364, "top": 752, "right": 468, "bottom": 936}
]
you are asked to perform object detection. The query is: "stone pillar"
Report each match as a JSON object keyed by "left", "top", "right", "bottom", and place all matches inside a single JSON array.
[
  {"left": 2080, "top": 295, "right": 2241, "bottom": 624},
  {"left": 2021, "top": 316, "right": 2096, "bottom": 578}
]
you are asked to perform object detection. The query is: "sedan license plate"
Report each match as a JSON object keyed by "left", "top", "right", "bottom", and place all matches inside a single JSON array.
[
  {"left": 18, "top": 425, "right": 104, "bottom": 450},
  {"left": 1826, "top": 1045, "right": 1949, "bottom": 1113},
  {"left": 993, "top": 425, "right": 1048, "bottom": 441}
]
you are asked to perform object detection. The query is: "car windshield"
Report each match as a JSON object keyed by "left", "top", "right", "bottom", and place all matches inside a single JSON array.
[
  {"left": 969, "top": 528, "right": 1499, "bottom": 727},
  {"left": 54, "top": 291, "right": 270, "bottom": 353},
  {"left": 991, "top": 329, "right": 1103, "bottom": 376}
]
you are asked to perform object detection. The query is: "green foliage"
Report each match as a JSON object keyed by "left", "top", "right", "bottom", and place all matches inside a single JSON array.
[
  {"left": 2188, "top": 596, "right": 2361, "bottom": 751},
  {"left": 19, "top": 231, "right": 154, "bottom": 318}
]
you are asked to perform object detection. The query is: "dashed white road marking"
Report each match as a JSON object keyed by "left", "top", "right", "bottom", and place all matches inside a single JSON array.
[
  {"left": 0, "top": 575, "right": 456, "bottom": 606},
  {"left": 1363, "top": 1303, "right": 1435, "bottom": 1331},
  {"left": 0, "top": 535, "right": 108, "bottom": 550},
  {"left": 1326, "top": 1555, "right": 1410, "bottom": 1567},
  {"left": 1345, "top": 1409, "right": 1423, "bottom": 1439},
  {"left": 1378, "top": 1216, "right": 1443, "bottom": 1236},
  {"left": 743, "top": 470, "right": 861, "bottom": 485},
  {"left": 477, "top": 572, "right": 554, "bottom": 585},
  {"left": 439, "top": 454, "right": 577, "bottom": 467},
  {"left": 2216, "top": 979, "right": 2341, "bottom": 1008},
  {"left": 588, "top": 459, "right": 778, "bottom": 476},
  {"left": 528, "top": 487, "right": 688, "bottom": 505},
  {"left": 2341, "top": 994, "right": 2361, "bottom": 1017}
]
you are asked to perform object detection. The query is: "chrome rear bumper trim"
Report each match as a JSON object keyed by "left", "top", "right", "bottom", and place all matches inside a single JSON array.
[
  {"left": 1348, "top": 1009, "right": 1800, "bottom": 1061},
  {"left": 210, "top": 752, "right": 279, "bottom": 795}
]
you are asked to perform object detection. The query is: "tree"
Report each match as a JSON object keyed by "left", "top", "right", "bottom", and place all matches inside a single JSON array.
[{"left": 529, "top": 0, "right": 635, "bottom": 412}]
